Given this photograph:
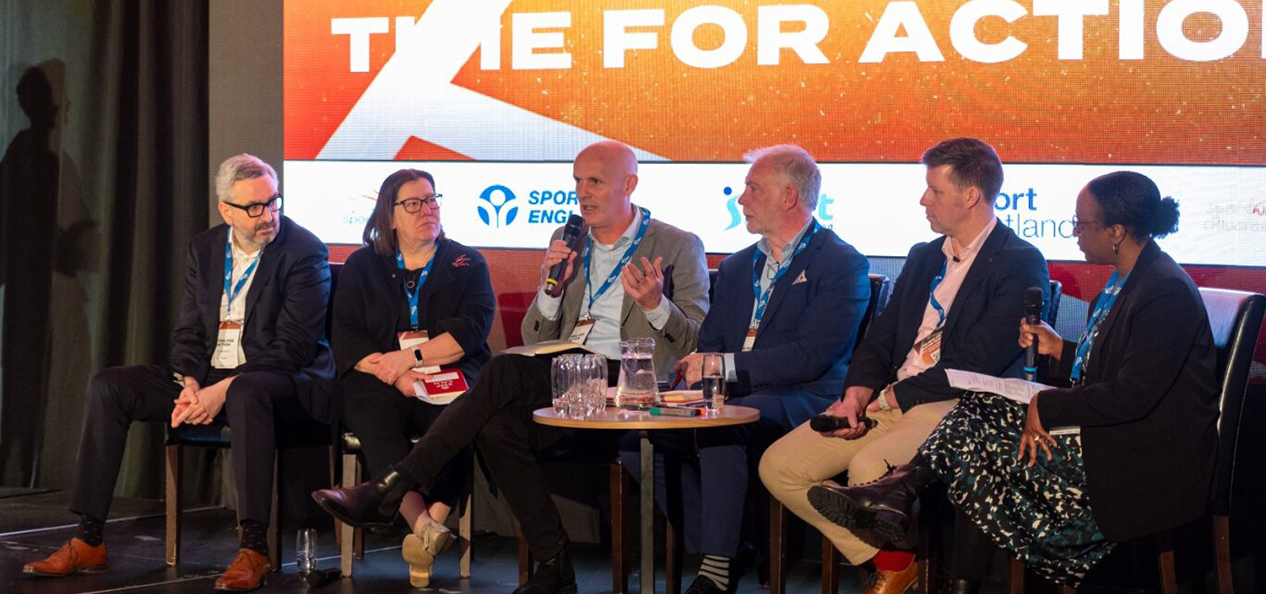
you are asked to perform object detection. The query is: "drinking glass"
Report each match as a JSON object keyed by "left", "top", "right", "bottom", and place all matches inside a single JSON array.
[
  {"left": 552, "top": 354, "right": 581, "bottom": 416},
  {"left": 701, "top": 353, "right": 727, "bottom": 411},
  {"left": 582, "top": 354, "right": 608, "bottom": 415},
  {"left": 616, "top": 338, "right": 658, "bottom": 407},
  {"left": 296, "top": 527, "right": 317, "bottom": 576}
]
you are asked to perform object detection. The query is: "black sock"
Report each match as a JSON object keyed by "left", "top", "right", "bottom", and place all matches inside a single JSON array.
[
  {"left": 75, "top": 514, "right": 105, "bottom": 547},
  {"left": 240, "top": 520, "right": 269, "bottom": 557}
]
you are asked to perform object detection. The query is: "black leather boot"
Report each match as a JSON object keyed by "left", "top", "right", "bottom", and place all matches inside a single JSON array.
[
  {"left": 311, "top": 467, "right": 413, "bottom": 528},
  {"left": 806, "top": 458, "right": 937, "bottom": 546},
  {"left": 512, "top": 546, "right": 577, "bottom": 594}
]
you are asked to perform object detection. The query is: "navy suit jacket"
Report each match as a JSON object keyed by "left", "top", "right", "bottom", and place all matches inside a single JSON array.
[
  {"left": 845, "top": 222, "right": 1049, "bottom": 411},
  {"left": 331, "top": 238, "right": 494, "bottom": 384},
  {"left": 699, "top": 225, "right": 870, "bottom": 399},
  {"left": 169, "top": 216, "right": 336, "bottom": 422}
]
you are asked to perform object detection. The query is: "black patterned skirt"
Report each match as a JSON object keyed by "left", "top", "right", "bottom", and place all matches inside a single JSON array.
[{"left": 919, "top": 392, "right": 1114, "bottom": 586}]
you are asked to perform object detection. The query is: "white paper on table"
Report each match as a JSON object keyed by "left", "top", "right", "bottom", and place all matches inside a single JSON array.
[{"left": 944, "top": 369, "right": 1080, "bottom": 436}]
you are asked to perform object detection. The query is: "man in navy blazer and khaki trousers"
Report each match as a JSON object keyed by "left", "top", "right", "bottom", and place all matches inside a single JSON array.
[
  {"left": 760, "top": 138, "right": 1049, "bottom": 594},
  {"left": 621, "top": 145, "right": 871, "bottom": 594}
]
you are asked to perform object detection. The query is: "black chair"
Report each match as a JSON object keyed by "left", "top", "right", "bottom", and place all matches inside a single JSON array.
[
  {"left": 756, "top": 273, "right": 894, "bottom": 594},
  {"left": 164, "top": 263, "right": 341, "bottom": 569},
  {"left": 998, "top": 287, "right": 1262, "bottom": 594}
]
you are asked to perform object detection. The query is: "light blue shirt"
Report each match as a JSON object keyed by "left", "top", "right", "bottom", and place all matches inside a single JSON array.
[
  {"left": 723, "top": 219, "right": 816, "bottom": 381},
  {"left": 536, "top": 207, "right": 671, "bottom": 359}
]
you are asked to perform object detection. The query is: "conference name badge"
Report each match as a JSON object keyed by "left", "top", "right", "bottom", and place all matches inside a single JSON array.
[
  {"left": 568, "top": 317, "right": 595, "bottom": 345},
  {"left": 212, "top": 321, "right": 243, "bottom": 369},
  {"left": 917, "top": 327, "right": 943, "bottom": 366},
  {"left": 742, "top": 327, "right": 758, "bottom": 352}
]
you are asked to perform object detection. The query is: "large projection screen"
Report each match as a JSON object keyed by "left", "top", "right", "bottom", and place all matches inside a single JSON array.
[{"left": 279, "top": 0, "right": 1265, "bottom": 266}]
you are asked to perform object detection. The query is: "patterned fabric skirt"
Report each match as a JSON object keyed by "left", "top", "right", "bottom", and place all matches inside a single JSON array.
[{"left": 919, "top": 392, "right": 1114, "bottom": 587}]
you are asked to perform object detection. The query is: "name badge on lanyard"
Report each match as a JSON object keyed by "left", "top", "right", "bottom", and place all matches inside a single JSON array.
[
  {"left": 746, "top": 221, "right": 818, "bottom": 352},
  {"left": 213, "top": 235, "right": 259, "bottom": 369},
  {"left": 578, "top": 206, "right": 651, "bottom": 331}
]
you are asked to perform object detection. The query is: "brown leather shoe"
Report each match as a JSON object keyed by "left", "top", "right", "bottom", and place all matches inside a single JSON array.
[
  {"left": 863, "top": 560, "right": 918, "bottom": 594},
  {"left": 214, "top": 548, "right": 272, "bottom": 591},
  {"left": 23, "top": 538, "right": 108, "bottom": 576}
]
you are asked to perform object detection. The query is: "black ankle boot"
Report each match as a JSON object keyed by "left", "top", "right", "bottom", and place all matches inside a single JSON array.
[
  {"left": 943, "top": 577, "right": 981, "bottom": 594},
  {"left": 512, "top": 546, "right": 577, "bottom": 594},
  {"left": 311, "top": 466, "right": 413, "bottom": 528},
  {"left": 806, "top": 458, "right": 937, "bottom": 546}
]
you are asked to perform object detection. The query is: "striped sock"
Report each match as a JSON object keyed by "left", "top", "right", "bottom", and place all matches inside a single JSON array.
[{"left": 699, "top": 554, "right": 731, "bottom": 590}]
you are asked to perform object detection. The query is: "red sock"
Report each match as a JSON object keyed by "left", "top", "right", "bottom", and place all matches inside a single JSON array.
[{"left": 872, "top": 547, "right": 915, "bottom": 571}]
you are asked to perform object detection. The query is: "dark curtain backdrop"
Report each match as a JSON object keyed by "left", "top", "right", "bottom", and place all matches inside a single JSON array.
[{"left": 0, "top": 0, "right": 218, "bottom": 503}]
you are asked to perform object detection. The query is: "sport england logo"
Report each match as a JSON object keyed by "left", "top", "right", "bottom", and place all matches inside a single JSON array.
[{"left": 477, "top": 185, "right": 519, "bottom": 227}]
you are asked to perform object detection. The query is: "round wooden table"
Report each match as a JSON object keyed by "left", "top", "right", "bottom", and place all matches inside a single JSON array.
[{"left": 534, "top": 405, "right": 760, "bottom": 594}]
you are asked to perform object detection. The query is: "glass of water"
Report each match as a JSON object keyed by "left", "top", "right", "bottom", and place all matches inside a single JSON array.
[
  {"left": 701, "top": 353, "right": 726, "bottom": 411},
  {"left": 296, "top": 527, "right": 317, "bottom": 576},
  {"left": 552, "top": 355, "right": 581, "bottom": 416},
  {"left": 582, "top": 354, "right": 608, "bottom": 416},
  {"left": 616, "top": 338, "right": 658, "bottom": 408}
]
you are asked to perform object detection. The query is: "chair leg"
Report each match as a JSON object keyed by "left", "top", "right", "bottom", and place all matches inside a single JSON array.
[
  {"left": 1214, "top": 514, "right": 1234, "bottom": 594},
  {"left": 1157, "top": 530, "right": 1178, "bottom": 594},
  {"left": 1008, "top": 555, "right": 1025, "bottom": 594},
  {"left": 518, "top": 530, "right": 533, "bottom": 585},
  {"left": 459, "top": 469, "right": 473, "bottom": 579},
  {"left": 165, "top": 445, "right": 181, "bottom": 566},
  {"left": 610, "top": 462, "right": 632, "bottom": 594},
  {"left": 820, "top": 534, "right": 840, "bottom": 594},
  {"left": 268, "top": 454, "right": 280, "bottom": 571},
  {"left": 339, "top": 452, "right": 358, "bottom": 576},
  {"left": 770, "top": 497, "right": 787, "bottom": 594},
  {"left": 666, "top": 516, "right": 682, "bottom": 594}
]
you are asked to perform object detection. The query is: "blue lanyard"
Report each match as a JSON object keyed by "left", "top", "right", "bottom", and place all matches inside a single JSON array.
[
  {"left": 928, "top": 260, "right": 948, "bottom": 328},
  {"left": 750, "top": 220, "right": 818, "bottom": 328},
  {"left": 1071, "top": 271, "right": 1129, "bottom": 382},
  {"left": 396, "top": 250, "right": 436, "bottom": 329},
  {"left": 583, "top": 207, "right": 651, "bottom": 314},
  {"left": 223, "top": 235, "right": 261, "bottom": 311}
]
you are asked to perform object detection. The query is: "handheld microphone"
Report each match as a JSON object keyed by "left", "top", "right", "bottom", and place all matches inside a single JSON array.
[
  {"left": 810, "top": 414, "right": 878, "bottom": 432},
  {"left": 544, "top": 214, "right": 587, "bottom": 298},
  {"left": 1023, "top": 286, "right": 1044, "bottom": 381}
]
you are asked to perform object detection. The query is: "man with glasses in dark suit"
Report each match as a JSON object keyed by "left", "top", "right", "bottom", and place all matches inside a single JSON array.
[{"left": 22, "top": 154, "right": 334, "bottom": 592}]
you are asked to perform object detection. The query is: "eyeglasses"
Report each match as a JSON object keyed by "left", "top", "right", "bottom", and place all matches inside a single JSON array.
[
  {"left": 395, "top": 194, "right": 443, "bottom": 213},
  {"left": 1070, "top": 216, "right": 1102, "bottom": 232},
  {"left": 224, "top": 194, "right": 283, "bottom": 218}
]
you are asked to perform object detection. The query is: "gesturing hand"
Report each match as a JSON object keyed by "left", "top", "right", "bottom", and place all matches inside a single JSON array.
[
  {"left": 621, "top": 256, "right": 665, "bottom": 312},
  {"left": 1017, "top": 395, "right": 1057, "bottom": 467}
]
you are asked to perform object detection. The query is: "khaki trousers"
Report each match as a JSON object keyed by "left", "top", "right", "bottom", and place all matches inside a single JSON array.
[{"left": 758, "top": 399, "right": 957, "bottom": 565}]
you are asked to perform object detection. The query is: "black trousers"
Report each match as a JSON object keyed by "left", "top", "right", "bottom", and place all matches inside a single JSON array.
[
  {"left": 70, "top": 364, "right": 311, "bottom": 525},
  {"left": 341, "top": 370, "right": 470, "bottom": 507},
  {"left": 395, "top": 353, "right": 574, "bottom": 560}
]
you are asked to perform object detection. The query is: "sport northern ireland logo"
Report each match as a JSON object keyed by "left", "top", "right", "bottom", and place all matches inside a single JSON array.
[{"left": 478, "top": 185, "right": 519, "bottom": 227}]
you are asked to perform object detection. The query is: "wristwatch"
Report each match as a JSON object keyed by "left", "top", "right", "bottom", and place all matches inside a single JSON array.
[
  {"left": 413, "top": 347, "right": 424, "bottom": 365},
  {"left": 876, "top": 386, "right": 894, "bottom": 411}
]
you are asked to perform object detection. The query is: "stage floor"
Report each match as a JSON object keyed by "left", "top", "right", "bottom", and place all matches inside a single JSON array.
[{"left": 0, "top": 489, "right": 861, "bottom": 594}]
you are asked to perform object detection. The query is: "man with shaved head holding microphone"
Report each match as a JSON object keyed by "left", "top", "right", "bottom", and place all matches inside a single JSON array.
[{"left": 314, "top": 140, "right": 710, "bottom": 594}]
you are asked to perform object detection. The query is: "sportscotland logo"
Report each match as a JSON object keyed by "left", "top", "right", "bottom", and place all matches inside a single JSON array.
[
  {"left": 477, "top": 185, "right": 519, "bottom": 227},
  {"left": 723, "top": 187, "right": 741, "bottom": 230}
]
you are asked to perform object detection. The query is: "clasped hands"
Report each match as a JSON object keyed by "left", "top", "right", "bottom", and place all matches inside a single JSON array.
[
  {"left": 355, "top": 352, "right": 429, "bottom": 397},
  {"left": 170, "top": 376, "right": 233, "bottom": 427},
  {"left": 540, "top": 239, "right": 666, "bottom": 311}
]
